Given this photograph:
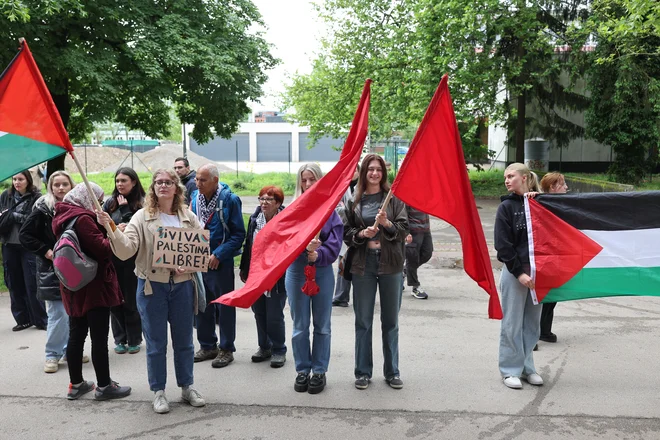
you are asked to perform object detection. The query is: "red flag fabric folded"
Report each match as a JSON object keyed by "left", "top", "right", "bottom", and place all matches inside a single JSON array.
[
  {"left": 390, "top": 75, "right": 502, "bottom": 319},
  {"left": 217, "top": 79, "right": 371, "bottom": 308}
]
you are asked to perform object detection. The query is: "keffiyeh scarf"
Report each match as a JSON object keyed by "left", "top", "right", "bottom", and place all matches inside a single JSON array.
[{"left": 196, "top": 186, "right": 221, "bottom": 226}]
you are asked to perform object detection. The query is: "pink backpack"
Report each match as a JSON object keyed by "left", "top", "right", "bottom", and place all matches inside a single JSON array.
[{"left": 53, "top": 217, "right": 98, "bottom": 291}]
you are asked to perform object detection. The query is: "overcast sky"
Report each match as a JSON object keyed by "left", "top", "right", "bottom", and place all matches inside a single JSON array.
[{"left": 248, "top": 0, "right": 325, "bottom": 113}]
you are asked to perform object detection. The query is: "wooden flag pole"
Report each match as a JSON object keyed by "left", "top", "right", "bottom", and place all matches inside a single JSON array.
[
  {"left": 68, "top": 150, "right": 114, "bottom": 235},
  {"left": 372, "top": 189, "right": 394, "bottom": 228}
]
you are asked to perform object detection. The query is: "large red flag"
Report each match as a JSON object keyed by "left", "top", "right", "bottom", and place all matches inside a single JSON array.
[
  {"left": 217, "top": 79, "right": 371, "bottom": 308},
  {"left": 390, "top": 75, "right": 502, "bottom": 319},
  {"left": 0, "top": 40, "right": 73, "bottom": 181}
]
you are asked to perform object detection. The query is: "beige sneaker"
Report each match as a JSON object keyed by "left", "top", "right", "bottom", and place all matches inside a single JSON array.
[
  {"left": 44, "top": 359, "right": 59, "bottom": 373},
  {"left": 59, "top": 354, "right": 90, "bottom": 364}
]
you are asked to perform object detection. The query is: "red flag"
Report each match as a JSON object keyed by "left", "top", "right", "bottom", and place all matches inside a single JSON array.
[
  {"left": 0, "top": 40, "right": 73, "bottom": 181},
  {"left": 390, "top": 75, "right": 502, "bottom": 319},
  {"left": 217, "top": 79, "right": 372, "bottom": 308},
  {"left": 525, "top": 198, "right": 602, "bottom": 303}
]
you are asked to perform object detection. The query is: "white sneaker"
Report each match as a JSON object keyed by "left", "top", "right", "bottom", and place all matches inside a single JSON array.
[
  {"left": 503, "top": 376, "right": 523, "bottom": 389},
  {"left": 153, "top": 390, "right": 170, "bottom": 414},
  {"left": 522, "top": 373, "right": 544, "bottom": 386},
  {"left": 59, "top": 354, "right": 90, "bottom": 364},
  {"left": 181, "top": 385, "right": 206, "bottom": 407},
  {"left": 44, "top": 359, "right": 59, "bottom": 373}
]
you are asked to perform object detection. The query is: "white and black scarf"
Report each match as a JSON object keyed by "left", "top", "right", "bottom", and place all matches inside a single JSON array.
[{"left": 197, "top": 187, "right": 221, "bottom": 226}]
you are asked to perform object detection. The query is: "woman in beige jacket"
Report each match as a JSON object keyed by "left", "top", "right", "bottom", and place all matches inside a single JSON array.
[{"left": 97, "top": 168, "right": 206, "bottom": 415}]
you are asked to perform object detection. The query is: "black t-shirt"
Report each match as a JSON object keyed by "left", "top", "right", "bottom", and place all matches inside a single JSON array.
[{"left": 361, "top": 192, "right": 383, "bottom": 241}]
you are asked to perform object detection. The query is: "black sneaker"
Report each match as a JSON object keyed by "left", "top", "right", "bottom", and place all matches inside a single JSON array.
[
  {"left": 539, "top": 333, "right": 558, "bottom": 343},
  {"left": 355, "top": 376, "right": 370, "bottom": 390},
  {"left": 411, "top": 287, "right": 428, "bottom": 299},
  {"left": 270, "top": 353, "right": 286, "bottom": 368},
  {"left": 386, "top": 376, "right": 404, "bottom": 389},
  {"left": 294, "top": 372, "right": 309, "bottom": 393},
  {"left": 67, "top": 380, "right": 95, "bottom": 400},
  {"left": 94, "top": 380, "right": 132, "bottom": 401},
  {"left": 251, "top": 347, "right": 272, "bottom": 363},
  {"left": 12, "top": 323, "right": 32, "bottom": 332},
  {"left": 308, "top": 373, "right": 326, "bottom": 394},
  {"left": 533, "top": 344, "right": 539, "bottom": 351}
]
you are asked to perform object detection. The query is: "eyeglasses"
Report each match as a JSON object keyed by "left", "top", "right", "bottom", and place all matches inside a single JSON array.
[
  {"left": 258, "top": 197, "right": 276, "bottom": 204},
  {"left": 154, "top": 180, "right": 174, "bottom": 188}
]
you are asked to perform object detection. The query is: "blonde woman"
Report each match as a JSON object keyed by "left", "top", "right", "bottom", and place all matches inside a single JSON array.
[
  {"left": 495, "top": 162, "right": 542, "bottom": 389},
  {"left": 97, "top": 169, "right": 206, "bottom": 414}
]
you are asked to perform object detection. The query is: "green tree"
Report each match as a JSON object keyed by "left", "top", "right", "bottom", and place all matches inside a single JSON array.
[
  {"left": 283, "top": 0, "right": 590, "bottom": 166},
  {"left": 577, "top": 0, "right": 660, "bottom": 184},
  {"left": 0, "top": 0, "right": 277, "bottom": 172}
]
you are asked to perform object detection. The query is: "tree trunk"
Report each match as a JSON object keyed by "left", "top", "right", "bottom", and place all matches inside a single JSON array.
[
  {"left": 47, "top": 83, "right": 71, "bottom": 178},
  {"left": 515, "top": 91, "right": 526, "bottom": 164}
]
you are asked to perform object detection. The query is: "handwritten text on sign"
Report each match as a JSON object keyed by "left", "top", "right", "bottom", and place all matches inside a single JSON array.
[{"left": 152, "top": 227, "right": 210, "bottom": 272}]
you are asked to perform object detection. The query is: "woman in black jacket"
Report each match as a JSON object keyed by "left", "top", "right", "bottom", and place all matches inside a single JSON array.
[
  {"left": 20, "top": 171, "right": 87, "bottom": 373},
  {"left": 103, "top": 167, "right": 146, "bottom": 355},
  {"left": 1, "top": 170, "right": 45, "bottom": 331},
  {"left": 240, "top": 186, "right": 287, "bottom": 368}
]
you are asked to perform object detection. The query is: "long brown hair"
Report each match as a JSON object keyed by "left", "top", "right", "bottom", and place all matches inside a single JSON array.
[
  {"left": 540, "top": 172, "right": 565, "bottom": 193},
  {"left": 145, "top": 168, "right": 186, "bottom": 215},
  {"left": 354, "top": 154, "right": 390, "bottom": 203}
]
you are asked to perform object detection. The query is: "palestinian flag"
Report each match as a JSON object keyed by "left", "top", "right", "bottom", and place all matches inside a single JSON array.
[
  {"left": 524, "top": 191, "right": 660, "bottom": 304},
  {"left": 0, "top": 40, "right": 73, "bottom": 181}
]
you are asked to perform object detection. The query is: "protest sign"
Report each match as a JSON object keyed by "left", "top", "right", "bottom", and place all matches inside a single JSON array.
[{"left": 152, "top": 227, "right": 210, "bottom": 272}]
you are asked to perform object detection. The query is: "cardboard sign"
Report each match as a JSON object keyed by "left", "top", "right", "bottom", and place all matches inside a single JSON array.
[{"left": 152, "top": 227, "right": 210, "bottom": 272}]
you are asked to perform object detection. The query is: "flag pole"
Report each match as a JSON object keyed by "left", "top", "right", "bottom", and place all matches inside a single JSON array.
[
  {"left": 372, "top": 189, "right": 394, "bottom": 228},
  {"left": 68, "top": 149, "right": 114, "bottom": 235}
]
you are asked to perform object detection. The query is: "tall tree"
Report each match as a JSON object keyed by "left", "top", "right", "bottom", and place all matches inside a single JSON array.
[
  {"left": 0, "top": 0, "right": 277, "bottom": 174},
  {"left": 283, "top": 0, "right": 590, "bottom": 165}
]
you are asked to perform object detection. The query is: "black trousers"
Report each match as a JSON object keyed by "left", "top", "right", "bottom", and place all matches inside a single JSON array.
[
  {"left": 67, "top": 307, "right": 111, "bottom": 387},
  {"left": 3, "top": 243, "right": 46, "bottom": 327},
  {"left": 110, "top": 262, "right": 142, "bottom": 346},
  {"left": 540, "top": 302, "right": 557, "bottom": 337},
  {"left": 405, "top": 232, "right": 434, "bottom": 287}
]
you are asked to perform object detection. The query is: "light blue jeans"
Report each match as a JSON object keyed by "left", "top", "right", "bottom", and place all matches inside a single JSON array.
[
  {"left": 352, "top": 250, "right": 403, "bottom": 380},
  {"left": 286, "top": 254, "right": 335, "bottom": 375},
  {"left": 45, "top": 300, "right": 68, "bottom": 360},
  {"left": 137, "top": 278, "right": 195, "bottom": 392},
  {"left": 498, "top": 267, "right": 542, "bottom": 378}
]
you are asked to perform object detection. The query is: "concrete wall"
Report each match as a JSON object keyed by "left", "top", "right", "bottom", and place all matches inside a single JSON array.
[{"left": 190, "top": 134, "right": 249, "bottom": 161}]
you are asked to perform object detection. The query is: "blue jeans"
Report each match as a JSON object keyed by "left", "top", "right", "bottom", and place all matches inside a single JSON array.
[
  {"left": 352, "top": 250, "right": 403, "bottom": 380},
  {"left": 286, "top": 254, "right": 334, "bottom": 374},
  {"left": 196, "top": 260, "right": 236, "bottom": 351},
  {"left": 498, "top": 267, "right": 541, "bottom": 378},
  {"left": 251, "top": 290, "right": 287, "bottom": 355},
  {"left": 137, "top": 278, "right": 195, "bottom": 391},
  {"left": 45, "top": 300, "right": 68, "bottom": 360},
  {"left": 332, "top": 255, "right": 351, "bottom": 304}
]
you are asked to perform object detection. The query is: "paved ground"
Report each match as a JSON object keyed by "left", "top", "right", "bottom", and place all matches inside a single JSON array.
[{"left": 1, "top": 198, "right": 660, "bottom": 439}]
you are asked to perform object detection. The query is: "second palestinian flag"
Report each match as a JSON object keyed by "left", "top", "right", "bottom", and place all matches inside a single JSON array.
[{"left": 525, "top": 191, "right": 660, "bottom": 304}]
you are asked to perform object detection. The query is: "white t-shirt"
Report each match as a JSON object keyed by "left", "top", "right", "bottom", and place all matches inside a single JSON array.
[{"left": 159, "top": 213, "right": 181, "bottom": 228}]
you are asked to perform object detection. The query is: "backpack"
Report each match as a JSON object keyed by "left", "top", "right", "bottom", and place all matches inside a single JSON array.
[{"left": 53, "top": 217, "right": 98, "bottom": 292}]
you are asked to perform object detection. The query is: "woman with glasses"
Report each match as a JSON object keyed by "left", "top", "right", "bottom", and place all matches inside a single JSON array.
[
  {"left": 103, "top": 167, "right": 146, "bottom": 355},
  {"left": 343, "top": 154, "right": 408, "bottom": 390},
  {"left": 286, "top": 163, "right": 343, "bottom": 395},
  {"left": 97, "top": 169, "right": 206, "bottom": 414},
  {"left": 52, "top": 182, "right": 132, "bottom": 401},
  {"left": 240, "top": 186, "right": 288, "bottom": 368}
]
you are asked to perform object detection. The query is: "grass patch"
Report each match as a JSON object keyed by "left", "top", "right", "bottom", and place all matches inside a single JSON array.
[
  {"left": 468, "top": 169, "right": 506, "bottom": 198},
  {"left": 220, "top": 171, "right": 297, "bottom": 196},
  {"left": 565, "top": 172, "right": 660, "bottom": 191},
  {"left": 71, "top": 172, "right": 152, "bottom": 196}
]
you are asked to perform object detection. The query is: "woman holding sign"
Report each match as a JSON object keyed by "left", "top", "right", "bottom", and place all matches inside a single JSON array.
[
  {"left": 97, "top": 168, "right": 206, "bottom": 414},
  {"left": 285, "top": 164, "right": 343, "bottom": 395},
  {"left": 342, "top": 154, "right": 408, "bottom": 390}
]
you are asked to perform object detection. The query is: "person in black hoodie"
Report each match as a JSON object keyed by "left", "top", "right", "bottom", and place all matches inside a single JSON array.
[
  {"left": 494, "top": 163, "right": 543, "bottom": 390},
  {"left": 0, "top": 170, "right": 46, "bottom": 331},
  {"left": 103, "top": 167, "right": 146, "bottom": 355},
  {"left": 174, "top": 157, "right": 197, "bottom": 204},
  {"left": 240, "top": 186, "right": 287, "bottom": 368},
  {"left": 20, "top": 170, "right": 91, "bottom": 373}
]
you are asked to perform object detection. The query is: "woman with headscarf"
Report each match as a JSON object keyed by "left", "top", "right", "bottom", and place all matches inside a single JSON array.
[{"left": 52, "top": 183, "right": 132, "bottom": 401}]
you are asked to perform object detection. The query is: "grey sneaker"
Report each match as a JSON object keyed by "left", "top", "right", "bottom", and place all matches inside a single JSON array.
[
  {"left": 153, "top": 390, "right": 170, "bottom": 414},
  {"left": 270, "top": 353, "right": 286, "bottom": 368},
  {"left": 211, "top": 349, "right": 234, "bottom": 368},
  {"left": 411, "top": 287, "right": 428, "bottom": 299},
  {"left": 386, "top": 375, "right": 404, "bottom": 389},
  {"left": 94, "top": 380, "right": 132, "bottom": 401},
  {"left": 251, "top": 347, "right": 272, "bottom": 363},
  {"left": 194, "top": 347, "right": 219, "bottom": 363},
  {"left": 181, "top": 385, "right": 206, "bottom": 407},
  {"left": 355, "top": 376, "right": 370, "bottom": 390},
  {"left": 67, "top": 380, "right": 95, "bottom": 400}
]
